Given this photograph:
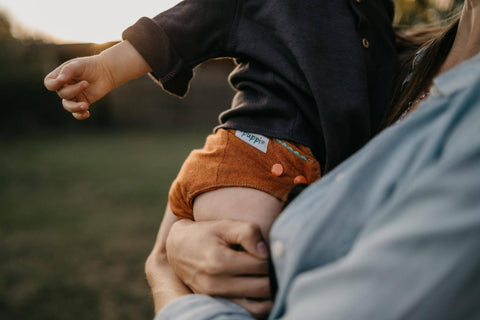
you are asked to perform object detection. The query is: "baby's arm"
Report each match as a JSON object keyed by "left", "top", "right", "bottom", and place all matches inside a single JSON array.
[{"left": 44, "top": 41, "right": 151, "bottom": 120}]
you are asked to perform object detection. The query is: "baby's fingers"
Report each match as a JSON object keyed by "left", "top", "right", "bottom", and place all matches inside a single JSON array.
[
  {"left": 44, "top": 59, "right": 86, "bottom": 91},
  {"left": 72, "top": 111, "right": 90, "bottom": 120},
  {"left": 62, "top": 99, "right": 89, "bottom": 114},
  {"left": 57, "top": 81, "right": 89, "bottom": 100},
  {"left": 44, "top": 73, "right": 64, "bottom": 91},
  {"left": 62, "top": 99, "right": 90, "bottom": 120},
  {"left": 44, "top": 63, "right": 66, "bottom": 91}
]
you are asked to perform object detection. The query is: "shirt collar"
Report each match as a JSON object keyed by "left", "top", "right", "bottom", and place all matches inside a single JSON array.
[{"left": 431, "top": 51, "right": 480, "bottom": 97}]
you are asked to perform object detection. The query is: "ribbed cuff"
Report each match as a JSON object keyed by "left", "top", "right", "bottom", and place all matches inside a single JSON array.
[{"left": 122, "top": 17, "right": 193, "bottom": 97}]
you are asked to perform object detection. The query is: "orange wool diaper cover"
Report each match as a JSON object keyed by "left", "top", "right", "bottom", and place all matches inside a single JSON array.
[{"left": 168, "top": 129, "right": 322, "bottom": 219}]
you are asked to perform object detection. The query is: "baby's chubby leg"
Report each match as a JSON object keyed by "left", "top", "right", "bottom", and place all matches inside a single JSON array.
[{"left": 193, "top": 187, "right": 283, "bottom": 241}]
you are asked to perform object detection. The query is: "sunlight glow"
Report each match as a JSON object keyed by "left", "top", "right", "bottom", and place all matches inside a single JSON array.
[{"left": 0, "top": 0, "right": 182, "bottom": 43}]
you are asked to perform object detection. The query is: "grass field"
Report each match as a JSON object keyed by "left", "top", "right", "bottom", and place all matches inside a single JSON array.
[{"left": 0, "top": 131, "right": 206, "bottom": 320}]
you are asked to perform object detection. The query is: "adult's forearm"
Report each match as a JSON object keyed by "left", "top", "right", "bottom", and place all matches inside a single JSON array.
[
  {"left": 146, "top": 205, "right": 191, "bottom": 313},
  {"left": 148, "top": 259, "right": 192, "bottom": 313}
]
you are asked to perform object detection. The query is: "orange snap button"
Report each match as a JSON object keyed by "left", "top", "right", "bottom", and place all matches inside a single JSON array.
[
  {"left": 293, "top": 175, "right": 307, "bottom": 184},
  {"left": 271, "top": 163, "right": 284, "bottom": 177}
]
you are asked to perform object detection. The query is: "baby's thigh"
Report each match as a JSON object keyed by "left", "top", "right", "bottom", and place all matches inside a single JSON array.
[
  {"left": 169, "top": 129, "right": 321, "bottom": 239},
  {"left": 193, "top": 187, "right": 283, "bottom": 241}
]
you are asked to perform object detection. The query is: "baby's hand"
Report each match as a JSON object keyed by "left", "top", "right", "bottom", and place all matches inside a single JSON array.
[{"left": 44, "top": 55, "right": 115, "bottom": 120}]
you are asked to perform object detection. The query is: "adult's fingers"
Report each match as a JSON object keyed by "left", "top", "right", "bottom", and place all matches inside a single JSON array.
[
  {"left": 218, "top": 220, "right": 269, "bottom": 259},
  {"left": 168, "top": 220, "right": 269, "bottom": 276},
  {"left": 229, "top": 298, "right": 273, "bottom": 320},
  {"left": 167, "top": 219, "right": 271, "bottom": 299},
  {"left": 202, "top": 247, "right": 269, "bottom": 276},
  {"left": 192, "top": 274, "right": 271, "bottom": 299},
  {"left": 57, "top": 81, "right": 89, "bottom": 100}
]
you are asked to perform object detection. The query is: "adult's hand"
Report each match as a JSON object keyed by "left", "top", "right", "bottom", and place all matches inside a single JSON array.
[{"left": 166, "top": 219, "right": 273, "bottom": 317}]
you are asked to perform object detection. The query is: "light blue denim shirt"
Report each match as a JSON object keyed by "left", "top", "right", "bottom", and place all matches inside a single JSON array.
[{"left": 156, "top": 52, "right": 480, "bottom": 320}]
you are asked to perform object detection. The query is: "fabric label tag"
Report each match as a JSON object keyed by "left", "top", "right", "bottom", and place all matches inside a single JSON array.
[{"left": 235, "top": 130, "right": 269, "bottom": 153}]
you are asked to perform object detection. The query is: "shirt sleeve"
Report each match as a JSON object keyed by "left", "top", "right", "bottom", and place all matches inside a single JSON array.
[
  {"left": 122, "top": 0, "right": 239, "bottom": 97},
  {"left": 155, "top": 295, "right": 254, "bottom": 320},
  {"left": 276, "top": 119, "right": 480, "bottom": 319}
]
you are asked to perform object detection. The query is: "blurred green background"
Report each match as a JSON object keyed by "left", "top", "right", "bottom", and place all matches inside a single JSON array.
[{"left": 0, "top": 0, "right": 464, "bottom": 319}]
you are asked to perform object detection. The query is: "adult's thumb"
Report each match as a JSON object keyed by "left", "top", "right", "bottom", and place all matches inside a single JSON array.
[{"left": 220, "top": 220, "right": 269, "bottom": 259}]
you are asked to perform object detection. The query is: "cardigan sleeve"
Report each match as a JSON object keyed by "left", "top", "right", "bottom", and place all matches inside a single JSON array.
[{"left": 122, "top": 0, "right": 239, "bottom": 97}]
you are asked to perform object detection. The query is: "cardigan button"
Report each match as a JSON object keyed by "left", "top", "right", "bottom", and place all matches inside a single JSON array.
[{"left": 362, "top": 38, "right": 370, "bottom": 49}]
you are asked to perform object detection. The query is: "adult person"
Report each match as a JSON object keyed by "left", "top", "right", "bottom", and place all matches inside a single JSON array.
[{"left": 146, "top": 1, "right": 480, "bottom": 319}]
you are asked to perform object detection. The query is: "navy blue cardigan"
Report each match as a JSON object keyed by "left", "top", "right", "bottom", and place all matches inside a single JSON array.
[{"left": 123, "top": 0, "right": 398, "bottom": 172}]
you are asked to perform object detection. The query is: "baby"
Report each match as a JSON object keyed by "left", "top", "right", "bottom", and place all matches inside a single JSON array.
[{"left": 44, "top": 0, "right": 396, "bottom": 259}]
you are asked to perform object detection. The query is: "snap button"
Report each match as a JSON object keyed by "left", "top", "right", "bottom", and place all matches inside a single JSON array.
[
  {"left": 271, "top": 163, "right": 284, "bottom": 177},
  {"left": 293, "top": 175, "right": 307, "bottom": 184},
  {"left": 271, "top": 240, "right": 285, "bottom": 258},
  {"left": 430, "top": 85, "right": 440, "bottom": 97},
  {"left": 362, "top": 38, "right": 370, "bottom": 49},
  {"left": 335, "top": 173, "right": 346, "bottom": 182}
]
